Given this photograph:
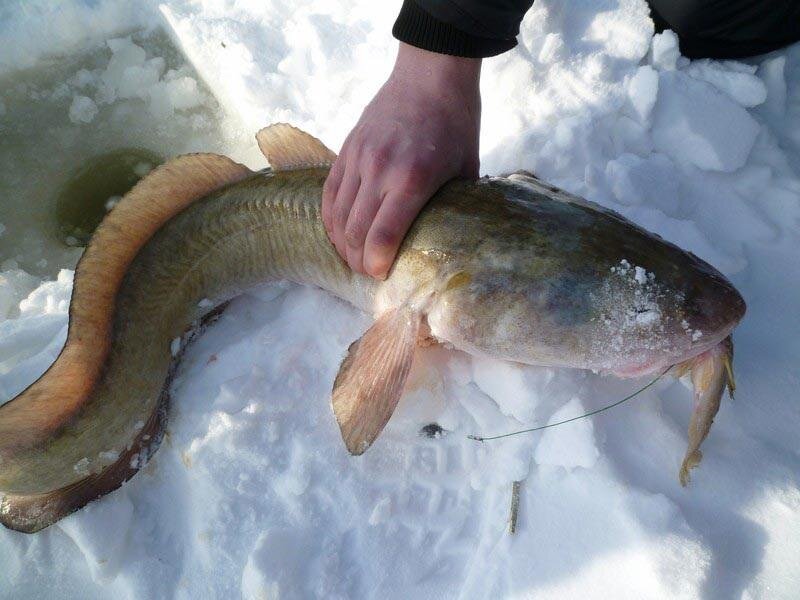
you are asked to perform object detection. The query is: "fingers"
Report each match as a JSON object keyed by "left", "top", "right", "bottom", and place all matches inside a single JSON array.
[
  {"left": 344, "top": 183, "right": 383, "bottom": 275},
  {"left": 322, "top": 156, "right": 345, "bottom": 238},
  {"left": 363, "top": 189, "right": 428, "bottom": 279},
  {"left": 330, "top": 168, "right": 361, "bottom": 258}
]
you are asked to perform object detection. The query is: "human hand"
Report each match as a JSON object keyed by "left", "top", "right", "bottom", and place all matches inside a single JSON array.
[{"left": 322, "top": 43, "right": 482, "bottom": 279}]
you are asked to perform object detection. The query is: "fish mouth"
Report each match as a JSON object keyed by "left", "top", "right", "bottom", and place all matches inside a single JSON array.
[
  {"left": 612, "top": 277, "right": 745, "bottom": 380},
  {"left": 612, "top": 318, "right": 739, "bottom": 379},
  {"left": 681, "top": 277, "right": 746, "bottom": 361},
  {"left": 647, "top": 274, "right": 746, "bottom": 377}
]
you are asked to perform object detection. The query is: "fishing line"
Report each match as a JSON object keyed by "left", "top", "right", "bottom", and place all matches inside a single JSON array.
[{"left": 468, "top": 366, "right": 672, "bottom": 442}]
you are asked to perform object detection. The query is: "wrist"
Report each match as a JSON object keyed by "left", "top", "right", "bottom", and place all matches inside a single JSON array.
[{"left": 391, "top": 42, "right": 481, "bottom": 96}]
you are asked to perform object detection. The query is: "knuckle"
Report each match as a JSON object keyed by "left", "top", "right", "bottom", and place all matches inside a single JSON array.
[
  {"left": 366, "top": 145, "right": 392, "bottom": 170},
  {"left": 404, "top": 159, "right": 432, "bottom": 185},
  {"left": 334, "top": 204, "right": 350, "bottom": 228},
  {"left": 344, "top": 221, "right": 366, "bottom": 248},
  {"left": 369, "top": 226, "right": 399, "bottom": 250}
]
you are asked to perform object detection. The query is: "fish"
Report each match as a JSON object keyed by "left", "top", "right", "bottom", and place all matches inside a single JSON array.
[{"left": 0, "top": 124, "right": 745, "bottom": 533}]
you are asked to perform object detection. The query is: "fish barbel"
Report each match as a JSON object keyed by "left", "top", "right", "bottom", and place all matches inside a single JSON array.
[{"left": 0, "top": 124, "right": 745, "bottom": 532}]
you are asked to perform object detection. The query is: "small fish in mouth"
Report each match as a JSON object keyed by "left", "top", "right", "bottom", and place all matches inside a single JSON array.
[{"left": 0, "top": 124, "right": 745, "bottom": 533}]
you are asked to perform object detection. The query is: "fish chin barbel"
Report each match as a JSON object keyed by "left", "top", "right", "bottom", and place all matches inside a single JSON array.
[{"left": 0, "top": 124, "right": 745, "bottom": 532}]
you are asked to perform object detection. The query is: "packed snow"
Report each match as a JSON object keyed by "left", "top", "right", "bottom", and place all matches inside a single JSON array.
[{"left": 1, "top": 0, "right": 800, "bottom": 598}]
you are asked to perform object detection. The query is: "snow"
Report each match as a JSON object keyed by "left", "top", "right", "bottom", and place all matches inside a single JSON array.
[
  {"left": 1, "top": 0, "right": 800, "bottom": 599},
  {"left": 651, "top": 30, "right": 682, "bottom": 71},
  {"left": 652, "top": 71, "right": 761, "bottom": 172},
  {"left": 534, "top": 398, "right": 600, "bottom": 470},
  {"left": 72, "top": 36, "right": 207, "bottom": 120},
  {"left": 685, "top": 59, "right": 768, "bottom": 108},
  {"left": 627, "top": 65, "right": 660, "bottom": 123},
  {"left": 69, "top": 95, "right": 99, "bottom": 124}
]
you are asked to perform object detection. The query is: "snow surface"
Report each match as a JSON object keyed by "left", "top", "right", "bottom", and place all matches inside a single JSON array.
[{"left": 1, "top": 0, "right": 800, "bottom": 598}]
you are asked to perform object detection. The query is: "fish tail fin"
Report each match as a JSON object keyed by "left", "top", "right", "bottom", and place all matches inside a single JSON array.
[
  {"left": 0, "top": 395, "right": 168, "bottom": 533},
  {"left": 678, "top": 336, "right": 734, "bottom": 486}
]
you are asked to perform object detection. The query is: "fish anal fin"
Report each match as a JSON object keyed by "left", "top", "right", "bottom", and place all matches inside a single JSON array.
[
  {"left": 256, "top": 123, "right": 336, "bottom": 170},
  {"left": 331, "top": 306, "right": 421, "bottom": 455},
  {"left": 0, "top": 154, "right": 251, "bottom": 457}
]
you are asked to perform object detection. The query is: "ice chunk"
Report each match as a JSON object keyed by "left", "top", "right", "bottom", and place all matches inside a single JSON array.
[
  {"left": 583, "top": 1, "right": 653, "bottom": 62},
  {"left": 148, "top": 75, "right": 204, "bottom": 119},
  {"left": 685, "top": 60, "right": 767, "bottom": 107},
  {"left": 68, "top": 68, "right": 98, "bottom": 90},
  {"left": 627, "top": 65, "right": 659, "bottom": 122},
  {"left": 133, "top": 161, "right": 154, "bottom": 177},
  {"left": 116, "top": 57, "right": 165, "bottom": 100},
  {"left": 68, "top": 95, "right": 98, "bottom": 124},
  {"left": 19, "top": 270, "right": 73, "bottom": 316},
  {"left": 534, "top": 397, "right": 600, "bottom": 470},
  {"left": 472, "top": 356, "right": 544, "bottom": 423},
  {"left": 651, "top": 71, "right": 760, "bottom": 172},
  {"left": 100, "top": 37, "right": 148, "bottom": 102},
  {"left": 104, "top": 195, "right": 121, "bottom": 211},
  {"left": 0, "top": 268, "right": 39, "bottom": 321},
  {"left": 611, "top": 115, "right": 654, "bottom": 157},
  {"left": 651, "top": 30, "right": 680, "bottom": 71},
  {"left": 96, "top": 38, "right": 168, "bottom": 108},
  {"left": 758, "top": 55, "right": 787, "bottom": 118},
  {"left": 604, "top": 152, "right": 679, "bottom": 212}
]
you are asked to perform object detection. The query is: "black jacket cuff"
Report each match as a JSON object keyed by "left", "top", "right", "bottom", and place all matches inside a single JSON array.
[{"left": 392, "top": 0, "right": 517, "bottom": 58}]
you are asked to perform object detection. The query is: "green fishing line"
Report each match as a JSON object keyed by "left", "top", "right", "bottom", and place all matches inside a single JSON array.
[{"left": 468, "top": 367, "right": 671, "bottom": 442}]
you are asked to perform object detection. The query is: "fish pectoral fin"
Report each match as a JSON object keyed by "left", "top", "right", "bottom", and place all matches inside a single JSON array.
[
  {"left": 256, "top": 123, "right": 336, "bottom": 170},
  {"left": 331, "top": 305, "right": 421, "bottom": 455}
]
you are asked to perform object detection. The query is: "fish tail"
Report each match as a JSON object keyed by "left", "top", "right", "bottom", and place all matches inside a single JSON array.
[
  {"left": 0, "top": 154, "right": 252, "bottom": 532},
  {"left": 0, "top": 394, "right": 168, "bottom": 533},
  {"left": 678, "top": 336, "right": 734, "bottom": 486}
]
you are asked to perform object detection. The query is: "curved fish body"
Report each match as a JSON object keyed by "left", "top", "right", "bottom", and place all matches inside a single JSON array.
[{"left": 0, "top": 125, "right": 745, "bottom": 532}]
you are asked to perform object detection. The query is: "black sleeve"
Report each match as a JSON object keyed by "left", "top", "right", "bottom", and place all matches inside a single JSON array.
[{"left": 392, "top": 0, "right": 535, "bottom": 58}]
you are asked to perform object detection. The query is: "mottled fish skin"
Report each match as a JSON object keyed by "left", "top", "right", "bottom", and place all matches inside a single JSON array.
[
  {"left": 391, "top": 172, "right": 744, "bottom": 376},
  {"left": 0, "top": 169, "right": 375, "bottom": 498},
  {"left": 0, "top": 163, "right": 745, "bottom": 531}
]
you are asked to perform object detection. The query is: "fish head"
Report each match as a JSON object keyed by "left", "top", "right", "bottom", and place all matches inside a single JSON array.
[
  {"left": 414, "top": 178, "right": 746, "bottom": 375},
  {"left": 426, "top": 247, "right": 745, "bottom": 376}
]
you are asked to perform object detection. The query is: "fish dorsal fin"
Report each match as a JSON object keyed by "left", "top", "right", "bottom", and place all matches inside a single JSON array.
[
  {"left": 0, "top": 154, "right": 252, "bottom": 453},
  {"left": 256, "top": 123, "right": 336, "bottom": 170},
  {"left": 331, "top": 305, "right": 421, "bottom": 455}
]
